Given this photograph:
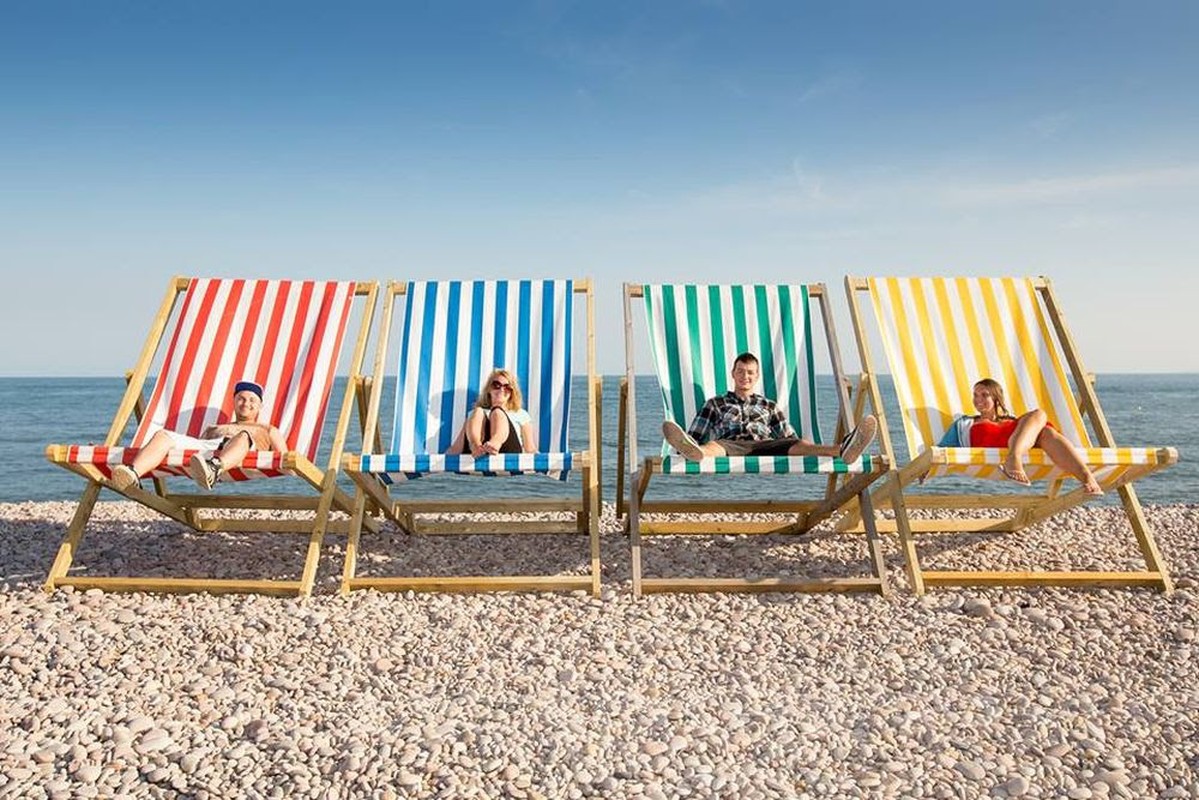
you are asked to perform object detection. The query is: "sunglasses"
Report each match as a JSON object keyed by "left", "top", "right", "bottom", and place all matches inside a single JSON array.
[{"left": 490, "top": 380, "right": 512, "bottom": 391}]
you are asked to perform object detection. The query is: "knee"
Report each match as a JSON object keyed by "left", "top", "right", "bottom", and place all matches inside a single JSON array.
[
  {"left": 1024, "top": 408, "right": 1048, "bottom": 426},
  {"left": 488, "top": 408, "right": 508, "bottom": 425}
]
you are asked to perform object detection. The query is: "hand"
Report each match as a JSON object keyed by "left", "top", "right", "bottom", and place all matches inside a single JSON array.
[{"left": 481, "top": 440, "right": 501, "bottom": 455}]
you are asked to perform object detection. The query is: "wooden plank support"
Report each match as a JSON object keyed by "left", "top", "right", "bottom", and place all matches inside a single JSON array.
[
  {"left": 921, "top": 570, "right": 1167, "bottom": 589},
  {"left": 639, "top": 577, "right": 885, "bottom": 594},
  {"left": 344, "top": 575, "right": 595, "bottom": 593},
  {"left": 412, "top": 521, "right": 582, "bottom": 535},
  {"left": 52, "top": 577, "right": 305, "bottom": 595},
  {"left": 638, "top": 521, "right": 807, "bottom": 535}
]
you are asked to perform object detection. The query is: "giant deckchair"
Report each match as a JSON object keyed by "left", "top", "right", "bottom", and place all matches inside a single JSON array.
[
  {"left": 618, "top": 282, "right": 891, "bottom": 597},
  {"left": 844, "top": 275, "right": 1177, "bottom": 594},
  {"left": 340, "top": 279, "right": 601, "bottom": 595},
  {"left": 45, "top": 276, "right": 379, "bottom": 596}
]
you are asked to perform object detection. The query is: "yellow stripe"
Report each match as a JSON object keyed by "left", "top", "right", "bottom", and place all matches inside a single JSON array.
[
  {"left": 1026, "top": 279, "right": 1090, "bottom": 444},
  {"left": 910, "top": 279, "right": 956, "bottom": 438},
  {"left": 875, "top": 277, "right": 929, "bottom": 454},
  {"left": 952, "top": 278, "right": 996, "bottom": 400},
  {"left": 977, "top": 278, "right": 1030, "bottom": 415},
  {"left": 1000, "top": 279, "right": 1052, "bottom": 415},
  {"left": 930, "top": 278, "right": 973, "bottom": 423}
]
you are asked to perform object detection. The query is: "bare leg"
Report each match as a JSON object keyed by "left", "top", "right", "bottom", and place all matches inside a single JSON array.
[
  {"left": 1002, "top": 409, "right": 1047, "bottom": 484},
  {"left": 465, "top": 408, "right": 488, "bottom": 455},
  {"left": 786, "top": 439, "right": 839, "bottom": 457},
  {"left": 485, "top": 408, "right": 511, "bottom": 451},
  {"left": 1036, "top": 427, "right": 1103, "bottom": 495},
  {"left": 129, "top": 430, "right": 176, "bottom": 476},
  {"left": 211, "top": 430, "right": 252, "bottom": 475}
]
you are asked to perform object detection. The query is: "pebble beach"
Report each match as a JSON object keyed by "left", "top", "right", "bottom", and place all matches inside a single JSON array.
[{"left": 1, "top": 500, "right": 1197, "bottom": 799}]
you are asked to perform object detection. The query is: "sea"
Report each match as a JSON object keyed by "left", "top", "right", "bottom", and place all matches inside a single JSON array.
[{"left": 3, "top": 375, "right": 1194, "bottom": 506}]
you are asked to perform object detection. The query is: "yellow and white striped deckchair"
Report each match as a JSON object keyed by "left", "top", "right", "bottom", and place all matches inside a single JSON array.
[
  {"left": 619, "top": 282, "right": 891, "bottom": 597},
  {"left": 846, "top": 275, "right": 1177, "bottom": 594}
]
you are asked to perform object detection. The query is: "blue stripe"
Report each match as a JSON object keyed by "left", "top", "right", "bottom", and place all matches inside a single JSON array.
[
  {"left": 466, "top": 281, "right": 485, "bottom": 420},
  {"left": 516, "top": 281, "right": 532, "bottom": 395},
  {"left": 436, "top": 282, "right": 462, "bottom": 452},
  {"left": 538, "top": 281, "right": 556, "bottom": 451},
  {"left": 560, "top": 280, "right": 573, "bottom": 452},
  {"left": 412, "top": 283, "right": 438, "bottom": 453},
  {"left": 391, "top": 284, "right": 416, "bottom": 453},
  {"left": 492, "top": 281, "right": 508, "bottom": 369}
]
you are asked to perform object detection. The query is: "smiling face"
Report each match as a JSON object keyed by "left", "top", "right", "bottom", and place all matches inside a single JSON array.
[
  {"left": 232, "top": 389, "right": 263, "bottom": 423},
  {"left": 971, "top": 379, "right": 1008, "bottom": 420},
  {"left": 479, "top": 369, "right": 522, "bottom": 411},
  {"left": 731, "top": 357, "right": 760, "bottom": 398}
]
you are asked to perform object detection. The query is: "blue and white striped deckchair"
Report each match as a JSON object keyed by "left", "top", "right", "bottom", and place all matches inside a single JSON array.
[
  {"left": 342, "top": 279, "right": 601, "bottom": 595},
  {"left": 620, "top": 282, "right": 890, "bottom": 596},
  {"left": 846, "top": 275, "right": 1177, "bottom": 594}
]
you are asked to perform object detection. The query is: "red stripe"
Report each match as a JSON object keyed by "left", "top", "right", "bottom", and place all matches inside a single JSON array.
[
  {"left": 289, "top": 283, "right": 337, "bottom": 458},
  {"left": 301, "top": 283, "right": 355, "bottom": 461},
  {"left": 224, "top": 280, "right": 270, "bottom": 415},
  {"left": 185, "top": 280, "right": 246, "bottom": 435},
  {"left": 254, "top": 281, "right": 292, "bottom": 424},
  {"left": 165, "top": 280, "right": 222, "bottom": 435},
  {"left": 272, "top": 281, "right": 315, "bottom": 449},
  {"left": 134, "top": 279, "right": 200, "bottom": 445}
]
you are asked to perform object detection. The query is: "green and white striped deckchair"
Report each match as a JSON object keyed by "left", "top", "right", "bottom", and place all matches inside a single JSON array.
[
  {"left": 619, "top": 282, "right": 891, "bottom": 597},
  {"left": 340, "top": 279, "right": 601, "bottom": 596},
  {"left": 846, "top": 275, "right": 1177, "bottom": 594}
]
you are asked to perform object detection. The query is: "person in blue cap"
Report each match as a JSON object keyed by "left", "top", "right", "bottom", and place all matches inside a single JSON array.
[{"left": 109, "top": 379, "right": 287, "bottom": 492}]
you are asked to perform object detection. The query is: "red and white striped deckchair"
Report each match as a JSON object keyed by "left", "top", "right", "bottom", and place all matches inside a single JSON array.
[
  {"left": 845, "top": 275, "right": 1177, "bottom": 594},
  {"left": 45, "top": 276, "right": 379, "bottom": 596}
]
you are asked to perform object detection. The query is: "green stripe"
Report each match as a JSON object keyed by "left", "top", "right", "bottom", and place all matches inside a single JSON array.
[
  {"left": 754, "top": 286, "right": 778, "bottom": 403},
  {"left": 731, "top": 285, "right": 748, "bottom": 358},
  {"left": 684, "top": 285, "right": 707, "bottom": 412},
  {"left": 654, "top": 287, "right": 688, "bottom": 425},
  {"left": 801, "top": 285, "right": 820, "bottom": 443},
  {"left": 777, "top": 285, "right": 802, "bottom": 438},
  {"left": 707, "top": 285, "right": 727, "bottom": 385}
]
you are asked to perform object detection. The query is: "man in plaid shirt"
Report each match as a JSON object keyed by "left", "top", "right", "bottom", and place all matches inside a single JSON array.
[{"left": 662, "top": 352, "right": 877, "bottom": 461}]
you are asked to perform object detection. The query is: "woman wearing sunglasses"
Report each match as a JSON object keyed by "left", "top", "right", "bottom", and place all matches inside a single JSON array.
[{"left": 447, "top": 368, "right": 538, "bottom": 456}]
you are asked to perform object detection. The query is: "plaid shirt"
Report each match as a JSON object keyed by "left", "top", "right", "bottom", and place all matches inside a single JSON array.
[{"left": 687, "top": 392, "right": 797, "bottom": 443}]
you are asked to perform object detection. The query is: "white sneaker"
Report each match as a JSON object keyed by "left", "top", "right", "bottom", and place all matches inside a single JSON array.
[
  {"left": 838, "top": 415, "right": 878, "bottom": 463},
  {"left": 662, "top": 420, "right": 705, "bottom": 461},
  {"left": 187, "top": 455, "right": 218, "bottom": 491},
  {"left": 110, "top": 464, "right": 139, "bottom": 492}
]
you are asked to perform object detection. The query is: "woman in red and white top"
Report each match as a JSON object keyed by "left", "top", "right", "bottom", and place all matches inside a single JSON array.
[{"left": 941, "top": 378, "right": 1103, "bottom": 496}]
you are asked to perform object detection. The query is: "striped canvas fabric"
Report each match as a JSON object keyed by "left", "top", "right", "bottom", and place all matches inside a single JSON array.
[
  {"left": 376, "top": 279, "right": 574, "bottom": 479},
  {"left": 867, "top": 276, "right": 1165, "bottom": 483},
  {"left": 642, "top": 284, "right": 872, "bottom": 476},
  {"left": 68, "top": 278, "right": 358, "bottom": 482}
]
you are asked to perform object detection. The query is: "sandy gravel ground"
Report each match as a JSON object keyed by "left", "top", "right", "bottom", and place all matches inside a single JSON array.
[{"left": 1, "top": 500, "right": 1196, "bottom": 799}]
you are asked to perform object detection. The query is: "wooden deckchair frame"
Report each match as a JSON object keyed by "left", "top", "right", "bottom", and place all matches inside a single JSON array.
[
  {"left": 44, "top": 276, "right": 380, "bottom": 596},
  {"left": 843, "top": 275, "right": 1176, "bottom": 594},
  {"left": 339, "top": 279, "right": 602, "bottom": 596},
  {"left": 618, "top": 282, "right": 891, "bottom": 597}
]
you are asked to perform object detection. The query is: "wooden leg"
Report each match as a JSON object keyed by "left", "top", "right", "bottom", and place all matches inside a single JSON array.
[
  {"left": 1118, "top": 483, "right": 1174, "bottom": 594},
  {"left": 340, "top": 488, "right": 368, "bottom": 595},
  {"left": 298, "top": 473, "right": 337, "bottom": 597},
  {"left": 45, "top": 481, "right": 102, "bottom": 591},
  {"left": 887, "top": 475, "right": 924, "bottom": 595},
  {"left": 630, "top": 469, "right": 644, "bottom": 598},
  {"left": 857, "top": 488, "right": 891, "bottom": 597},
  {"left": 588, "top": 468, "right": 601, "bottom": 598}
]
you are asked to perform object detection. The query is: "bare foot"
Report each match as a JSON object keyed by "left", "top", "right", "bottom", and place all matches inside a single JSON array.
[
  {"left": 1083, "top": 477, "right": 1104, "bottom": 496},
  {"left": 999, "top": 459, "right": 1031, "bottom": 485}
]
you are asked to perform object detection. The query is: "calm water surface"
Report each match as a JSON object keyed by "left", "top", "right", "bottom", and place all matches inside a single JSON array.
[{"left": 3, "top": 375, "right": 1194, "bottom": 506}]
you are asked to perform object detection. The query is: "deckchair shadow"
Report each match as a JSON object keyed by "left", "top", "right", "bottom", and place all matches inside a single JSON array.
[
  {"left": 617, "top": 282, "right": 891, "bottom": 597},
  {"left": 340, "top": 278, "right": 601, "bottom": 595},
  {"left": 842, "top": 275, "right": 1177, "bottom": 594},
  {"left": 44, "top": 276, "right": 380, "bottom": 596}
]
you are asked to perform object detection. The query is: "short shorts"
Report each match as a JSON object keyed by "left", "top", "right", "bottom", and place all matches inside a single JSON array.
[
  {"left": 162, "top": 429, "right": 256, "bottom": 452},
  {"left": 713, "top": 437, "right": 800, "bottom": 457}
]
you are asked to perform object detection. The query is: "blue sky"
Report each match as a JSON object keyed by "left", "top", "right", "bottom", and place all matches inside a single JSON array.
[{"left": 2, "top": 1, "right": 1197, "bottom": 375}]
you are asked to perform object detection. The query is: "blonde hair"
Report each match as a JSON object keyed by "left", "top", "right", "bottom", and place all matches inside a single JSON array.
[
  {"left": 475, "top": 368, "right": 523, "bottom": 412},
  {"left": 973, "top": 378, "right": 1013, "bottom": 419}
]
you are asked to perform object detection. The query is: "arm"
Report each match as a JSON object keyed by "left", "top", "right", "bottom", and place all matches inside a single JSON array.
[
  {"left": 521, "top": 421, "right": 537, "bottom": 453},
  {"left": 686, "top": 398, "right": 719, "bottom": 443},
  {"left": 770, "top": 404, "right": 797, "bottom": 440},
  {"left": 268, "top": 425, "right": 287, "bottom": 452}
]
